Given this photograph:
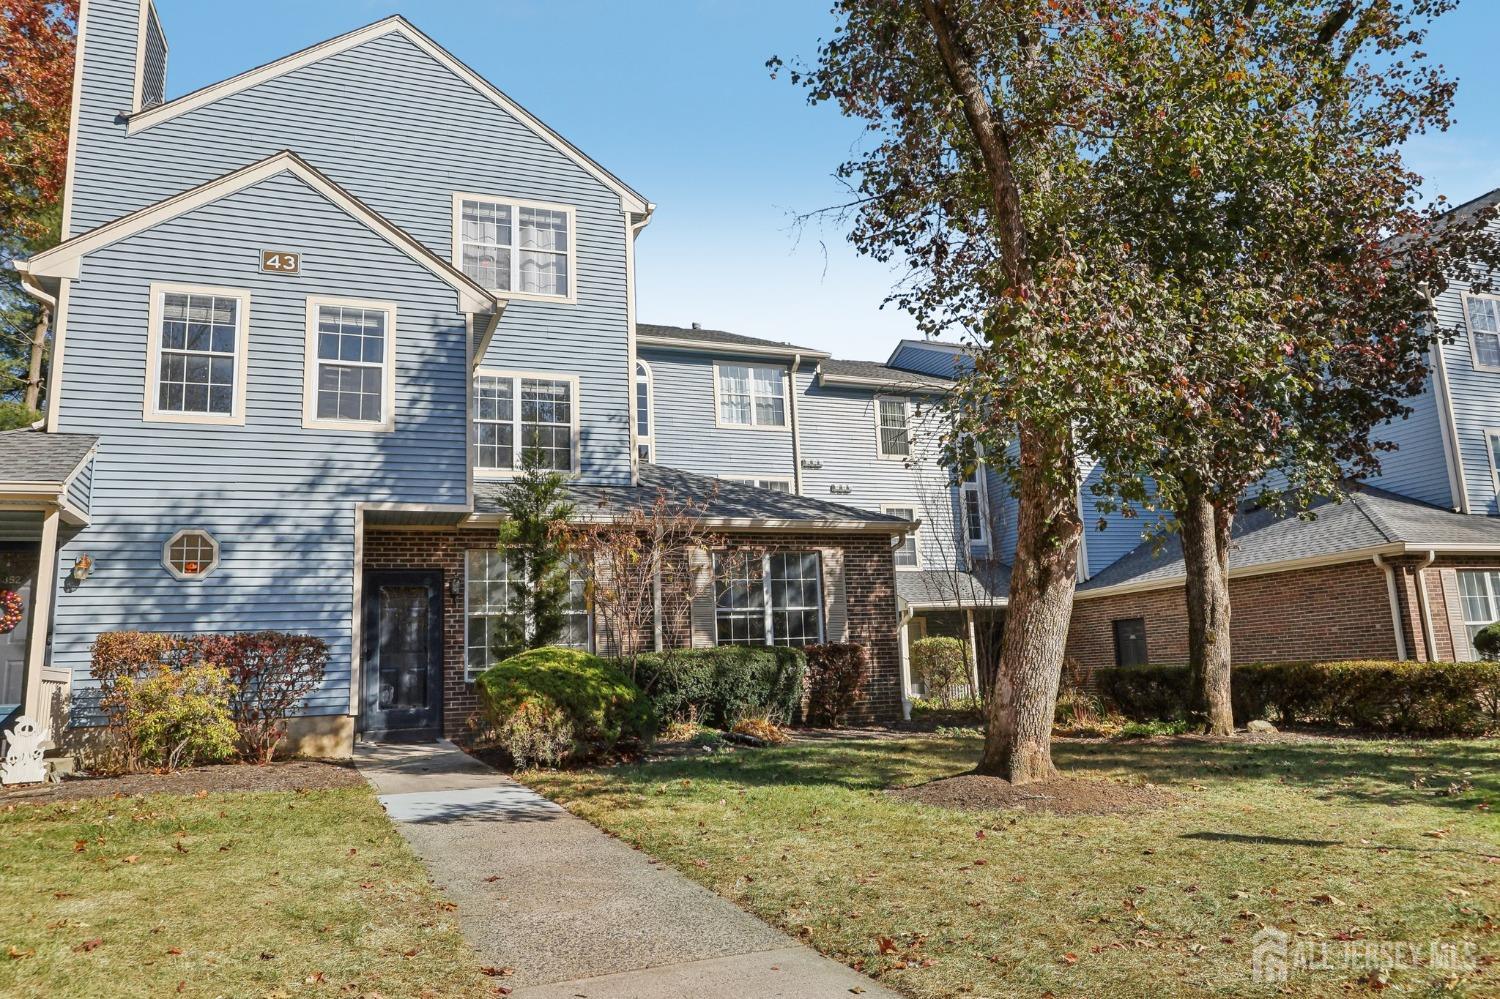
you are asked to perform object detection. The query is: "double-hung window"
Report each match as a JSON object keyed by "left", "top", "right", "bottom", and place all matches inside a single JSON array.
[
  {"left": 455, "top": 194, "right": 574, "bottom": 301},
  {"left": 725, "top": 477, "right": 793, "bottom": 494},
  {"left": 465, "top": 549, "right": 590, "bottom": 680},
  {"left": 473, "top": 370, "right": 578, "bottom": 474},
  {"left": 145, "top": 284, "right": 250, "bottom": 425},
  {"left": 883, "top": 506, "right": 919, "bottom": 568},
  {"left": 635, "top": 360, "right": 653, "bottom": 462},
  {"left": 960, "top": 465, "right": 988, "bottom": 547},
  {"left": 1466, "top": 294, "right": 1500, "bottom": 370},
  {"left": 1458, "top": 570, "right": 1500, "bottom": 649},
  {"left": 713, "top": 551, "right": 824, "bottom": 647},
  {"left": 876, "top": 397, "right": 911, "bottom": 458},
  {"left": 716, "top": 363, "right": 786, "bottom": 428},
  {"left": 303, "top": 297, "right": 396, "bottom": 431}
]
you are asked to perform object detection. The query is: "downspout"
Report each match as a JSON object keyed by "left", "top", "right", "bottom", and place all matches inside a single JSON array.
[
  {"left": 1373, "top": 553, "right": 1408, "bottom": 661},
  {"left": 897, "top": 600, "right": 914, "bottom": 721},
  {"left": 1414, "top": 550, "right": 1438, "bottom": 662},
  {"left": 1423, "top": 283, "right": 1468, "bottom": 513},
  {"left": 789, "top": 354, "right": 804, "bottom": 495}
]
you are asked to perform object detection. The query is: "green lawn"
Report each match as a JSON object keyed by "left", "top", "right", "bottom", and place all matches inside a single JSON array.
[
  {"left": 0, "top": 786, "right": 494, "bottom": 999},
  {"left": 529, "top": 734, "right": 1500, "bottom": 999}
]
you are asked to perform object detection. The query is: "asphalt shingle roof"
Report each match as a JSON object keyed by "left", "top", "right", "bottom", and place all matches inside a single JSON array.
[
  {"left": 1081, "top": 485, "right": 1500, "bottom": 591},
  {"left": 0, "top": 429, "right": 97, "bottom": 484},
  {"left": 636, "top": 323, "right": 822, "bottom": 356},
  {"left": 475, "top": 463, "right": 910, "bottom": 528},
  {"left": 818, "top": 358, "right": 954, "bottom": 391},
  {"left": 896, "top": 565, "right": 1011, "bottom": 608}
]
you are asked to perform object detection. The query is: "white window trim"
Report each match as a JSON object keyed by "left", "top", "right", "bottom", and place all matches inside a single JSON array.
[
  {"left": 881, "top": 503, "right": 922, "bottom": 570},
  {"left": 635, "top": 358, "right": 654, "bottom": 462},
  {"left": 722, "top": 475, "right": 795, "bottom": 492},
  {"left": 1485, "top": 428, "right": 1500, "bottom": 490},
  {"left": 874, "top": 395, "right": 912, "bottom": 461},
  {"left": 712, "top": 361, "right": 791, "bottom": 432},
  {"left": 472, "top": 368, "right": 582, "bottom": 478},
  {"left": 302, "top": 295, "right": 398, "bottom": 433},
  {"left": 1461, "top": 291, "right": 1500, "bottom": 374},
  {"left": 463, "top": 549, "right": 593, "bottom": 681},
  {"left": 142, "top": 282, "right": 252, "bottom": 426},
  {"left": 451, "top": 191, "right": 579, "bottom": 305},
  {"left": 712, "top": 551, "right": 825, "bottom": 647},
  {"left": 162, "top": 528, "right": 221, "bottom": 581},
  {"left": 960, "top": 466, "right": 990, "bottom": 551}
]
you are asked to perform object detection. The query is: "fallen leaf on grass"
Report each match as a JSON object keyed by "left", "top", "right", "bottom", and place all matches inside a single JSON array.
[
  {"left": 876, "top": 936, "right": 898, "bottom": 955},
  {"left": 1310, "top": 894, "right": 1344, "bottom": 907},
  {"left": 1061, "top": 953, "right": 1079, "bottom": 965},
  {"left": 483, "top": 875, "right": 501, "bottom": 883},
  {"left": 74, "top": 938, "right": 101, "bottom": 953},
  {"left": 123, "top": 855, "right": 140, "bottom": 864},
  {"left": 166, "top": 947, "right": 182, "bottom": 956},
  {"left": 479, "top": 966, "right": 514, "bottom": 977},
  {"left": 7, "top": 946, "right": 34, "bottom": 959}
]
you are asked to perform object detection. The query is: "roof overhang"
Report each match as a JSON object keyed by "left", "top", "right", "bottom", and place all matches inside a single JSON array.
[
  {"left": 462, "top": 510, "right": 914, "bottom": 533},
  {"left": 121, "top": 15, "right": 649, "bottom": 216},
  {"left": 816, "top": 371, "right": 953, "bottom": 393},
  {"left": 20, "top": 151, "right": 503, "bottom": 318},
  {"left": 637, "top": 334, "right": 831, "bottom": 361}
]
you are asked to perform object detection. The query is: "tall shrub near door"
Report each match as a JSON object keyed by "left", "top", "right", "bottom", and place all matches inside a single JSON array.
[{"left": 805, "top": 642, "right": 868, "bottom": 727}]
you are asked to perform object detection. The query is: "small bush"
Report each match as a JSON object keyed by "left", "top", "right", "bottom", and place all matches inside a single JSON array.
[
  {"left": 498, "top": 700, "right": 575, "bottom": 769},
  {"left": 1117, "top": 719, "right": 1189, "bottom": 739},
  {"left": 910, "top": 636, "right": 970, "bottom": 708},
  {"left": 633, "top": 646, "right": 806, "bottom": 727},
  {"left": 1474, "top": 622, "right": 1500, "bottom": 660},
  {"left": 197, "top": 632, "right": 328, "bottom": 763},
  {"left": 477, "top": 647, "right": 654, "bottom": 765},
  {"left": 804, "top": 643, "right": 868, "bottom": 727},
  {"left": 115, "top": 662, "right": 238, "bottom": 770},
  {"left": 1097, "top": 659, "right": 1500, "bottom": 736},
  {"left": 731, "top": 714, "right": 789, "bottom": 745}
]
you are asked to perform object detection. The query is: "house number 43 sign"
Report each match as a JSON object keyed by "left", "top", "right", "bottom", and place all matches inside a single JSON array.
[{"left": 260, "top": 249, "right": 301, "bottom": 274}]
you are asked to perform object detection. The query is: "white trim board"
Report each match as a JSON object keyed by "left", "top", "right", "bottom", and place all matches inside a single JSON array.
[
  {"left": 142, "top": 282, "right": 253, "bottom": 427},
  {"left": 24, "top": 151, "right": 501, "bottom": 317},
  {"left": 450, "top": 191, "right": 579, "bottom": 305},
  {"left": 302, "top": 295, "right": 400, "bottom": 433},
  {"left": 122, "top": 15, "right": 650, "bottom": 215},
  {"left": 637, "top": 333, "right": 831, "bottom": 361}
]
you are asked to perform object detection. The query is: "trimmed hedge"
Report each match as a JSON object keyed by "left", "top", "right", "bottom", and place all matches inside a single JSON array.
[
  {"left": 477, "top": 647, "right": 654, "bottom": 762},
  {"left": 1098, "top": 660, "right": 1500, "bottom": 736},
  {"left": 632, "top": 646, "right": 806, "bottom": 728}
]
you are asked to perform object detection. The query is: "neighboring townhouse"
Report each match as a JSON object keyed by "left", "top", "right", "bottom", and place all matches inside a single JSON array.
[{"left": 0, "top": 2, "right": 912, "bottom": 752}]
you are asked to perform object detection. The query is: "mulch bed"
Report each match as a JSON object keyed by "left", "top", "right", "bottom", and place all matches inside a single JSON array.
[
  {"left": 888, "top": 772, "right": 1177, "bottom": 816},
  {"left": 0, "top": 759, "right": 364, "bottom": 806}
]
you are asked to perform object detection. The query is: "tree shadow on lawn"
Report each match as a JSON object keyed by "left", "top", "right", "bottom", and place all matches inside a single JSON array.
[
  {"left": 573, "top": 733, "right": 1499, "bottom": 817},
  {"left": 1054, "top": 736, "right": 1500, "bottom": 812}
]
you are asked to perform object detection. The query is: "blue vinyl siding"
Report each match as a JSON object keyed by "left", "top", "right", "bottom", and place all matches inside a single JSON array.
[
  {"left": 887, "top": 341, "right": 967, "bottom": 379},
  {"left": 1079, "top": 463, "right": 1154, "bottom": 578},
  {"left": 1429, "top": 274, "right": 1500, "bottom": 513},
  {"left": 65, "top": 455, "right": 94, "bottom": 518},
  {"left": 72, "top": 4, "right": 631, "bottom": 483},
  {"left": 640, "top": 347, "right": 796, "bottom": 479},
  {"left": 50, "top": 170, "right": 471, "bottom": 715},
  {"left": 1369, "top": 370, "right": 1453, "bottom": 508},
  {"left": 140, "top": 4, "right": 167, "bottom": 109}
]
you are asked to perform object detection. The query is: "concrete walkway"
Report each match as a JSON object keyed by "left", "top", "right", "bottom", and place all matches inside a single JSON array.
[{"left": 354, "top": 741, "right": 899, "bottom": 998}]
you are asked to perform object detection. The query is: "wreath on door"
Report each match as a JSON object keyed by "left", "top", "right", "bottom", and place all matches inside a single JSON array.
[{"left": 0, "top": 589, "right": 21, "bottom": 635}]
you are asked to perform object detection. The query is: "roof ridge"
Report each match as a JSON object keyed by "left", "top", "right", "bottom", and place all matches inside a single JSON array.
[{"left": 1345, "top": 488, "right": 1400, "bottom": 544}]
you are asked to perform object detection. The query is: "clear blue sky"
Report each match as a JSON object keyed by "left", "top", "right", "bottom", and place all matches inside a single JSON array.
[{"left": 152, "top": 1, "right": 1500, "bottom": 362}]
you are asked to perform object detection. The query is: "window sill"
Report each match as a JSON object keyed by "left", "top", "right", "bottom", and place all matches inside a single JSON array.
[
  {"left": 303, "top": 417, "right": 395, "bottom": 433},
  {"left": 143, "top": 411, "right": 246, "bottom": 427}
]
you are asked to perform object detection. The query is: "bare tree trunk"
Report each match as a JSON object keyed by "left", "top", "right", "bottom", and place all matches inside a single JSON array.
[
  {"left": 1181, "top": 492, "right": 1234, "bottom": 736},
  {"left": 23, "top": 307, "right": 50, "bottom": 412},
  {"left": 977, "top": 425, "right": 1080, "bottom": 782}
]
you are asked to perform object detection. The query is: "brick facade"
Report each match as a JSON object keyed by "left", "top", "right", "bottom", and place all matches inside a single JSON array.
[
  {"left": 1066, "top": 554, "right": 1500, "bottom": 675},
  {"left": 362, "top": 527, "right": 903, "bottom": 737}
]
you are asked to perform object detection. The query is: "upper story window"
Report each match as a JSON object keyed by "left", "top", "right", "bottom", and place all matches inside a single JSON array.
[
  {"left": 960, "top": 464, "right": 988, "bottom": 548},
  {"left": 144, "top": 284, "right": 251, "bottom": 425},
  {"left": 884, "top": 505, "right": 919, "bottom": 568},
  {"left": 455, "top": 194, "right": 574, "bottom": 301},
  {"left": 1465, "top": 294, "right": 1500, "bottom": 371},
  {"left": 474, "top": 370, "right": 578, "bottom": 475},
  {"left": 302, "top": 297, "right": 396, "bottom": 432},
  {"left": 726, "top": 477, "right": 793, "bottom": 494},
  {"left": 876, "top": 397, "right": 911, "bottom": 458},
  {"left": 713, "top": 551, "right": 823, "bottom": 648},
  {"left": 636, "top": 360, "right": 653, "bottom": 462},
  {"left": 716, "top": 363, "right": 786, "bottom": 429}
]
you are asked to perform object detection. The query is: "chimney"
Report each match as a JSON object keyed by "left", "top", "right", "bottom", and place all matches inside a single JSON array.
[{"left": 691, "top": 322, "right": 702, "bottom": 330}]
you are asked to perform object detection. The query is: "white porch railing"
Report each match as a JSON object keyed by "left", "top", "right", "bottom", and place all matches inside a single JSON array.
[{"left": 36, "top": 667, "right": 69, "bottom": 742}]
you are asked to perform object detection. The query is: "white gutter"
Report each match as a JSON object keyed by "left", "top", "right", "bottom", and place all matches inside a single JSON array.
[
  {"left": 896, "top": 599, "right": 915, "bottom": 721},
  {"left": 816, "top": 372, "right": 954, "bottom": 392},
  {"left": 1424, "top": 284, "right": 1468, "bottom": 513},
  {"left": 636, "top": 334, "right": 830, "bottom": 361},
  {"left": 1372, "top": 553, "right": 1408, "bottom": 661},
  {"left": 1414, "top": 549, "right": 1438, "bottom": 662},
  {"left": 789, "top": 353, "right": 804, "bottom": 495}
]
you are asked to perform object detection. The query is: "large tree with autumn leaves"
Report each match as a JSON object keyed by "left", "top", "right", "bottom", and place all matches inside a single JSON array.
[
  {"left": 1, "top": 0, "right": 76, "bottom": 418},
  {"left": 781, "top": 0, "right": 1494, "bottom": 779}
]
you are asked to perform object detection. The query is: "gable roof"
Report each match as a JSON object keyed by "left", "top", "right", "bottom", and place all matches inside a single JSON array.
[
  {"left": 20, "top": 151, "right": 500, "bottom": 316},
  {"left": 637, "top": 323, "right": 829, "bottom": 359},
  {"left": 474, "top": 463, "right": 913, "bottom": 532},
  {"left": 1079, "top": 485, "right": 1500, "bottom": 597},
  {"left": 122, "top": 15, "right": 649, "bottom": 215},
  {"left": 818, "top": 358, "right": 953, "bottom": 392},
  {"left": 0, "top": 429, "right": 97, "bottom": 486}
]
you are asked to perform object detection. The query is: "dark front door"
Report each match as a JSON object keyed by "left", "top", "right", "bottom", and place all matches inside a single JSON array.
[
  {"left": 361, "top": 570, "right": 443, "bottom": 740},
  {"left": 0, "top": 544, "right": 38, "bottom": 717}
]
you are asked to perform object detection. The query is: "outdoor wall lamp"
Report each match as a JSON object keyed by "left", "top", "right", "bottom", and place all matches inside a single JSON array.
[{"left": 69, "top": 554, "right": 93, "bottom": 583}]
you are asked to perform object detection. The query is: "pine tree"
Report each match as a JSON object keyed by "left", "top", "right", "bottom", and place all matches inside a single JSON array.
[{"left": 490, "top": 458, "right": 576, "bottom": 662}]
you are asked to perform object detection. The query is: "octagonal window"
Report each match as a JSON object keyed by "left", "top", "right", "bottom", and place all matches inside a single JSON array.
[{"left": 163, "top": 529, "right": 220, "bottom": 580}]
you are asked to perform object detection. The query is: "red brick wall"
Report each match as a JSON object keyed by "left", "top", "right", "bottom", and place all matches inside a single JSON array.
[
  {"left": 1066, "top": 559, "right": 1403, "bottom": 674},
  {"left": 363, "top": 527, "right": 903, "bottom": 735}
]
